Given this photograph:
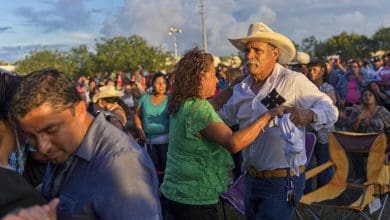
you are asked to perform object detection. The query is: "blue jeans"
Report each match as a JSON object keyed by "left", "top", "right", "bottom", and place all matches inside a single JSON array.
[
  {"left": 244, "top": 174, "right": 305, "bottom": 220},
  {"left": 314, "top": 143, "right": 333, "bottom": 186},
  {"left": 305, "top": 142, "right": 333, "bottom": 192}
]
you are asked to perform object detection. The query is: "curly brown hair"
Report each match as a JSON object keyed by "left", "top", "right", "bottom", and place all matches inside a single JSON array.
[{"left": 168, "top": 47, "right": 214, "bottom": 114}]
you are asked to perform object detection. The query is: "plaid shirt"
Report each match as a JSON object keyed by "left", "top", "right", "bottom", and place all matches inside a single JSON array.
[{"left": 8, "top": 145, "right": 28, "bottom": 174}]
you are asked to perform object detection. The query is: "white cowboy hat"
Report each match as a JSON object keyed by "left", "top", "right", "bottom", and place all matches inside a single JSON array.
[
  {"left": 229, "top": 22, "right": 296, "bottom": 64},
  {"left": 290, "top": 51, "right": 310, "bottom": 65},
  {"left": 92, "top": 85, "right": 123, "bottom": 103}
]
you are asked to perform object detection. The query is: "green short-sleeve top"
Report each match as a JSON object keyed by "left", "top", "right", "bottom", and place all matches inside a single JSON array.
[{"left": 161, "top": 99, "right": 234, "bottom": 205}]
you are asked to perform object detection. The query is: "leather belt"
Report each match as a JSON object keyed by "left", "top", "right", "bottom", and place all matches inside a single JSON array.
[{"left": 248, "top": 165, "right": 305, "bottom": 179}]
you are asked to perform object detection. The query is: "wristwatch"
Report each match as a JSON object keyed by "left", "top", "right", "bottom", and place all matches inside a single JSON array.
[{"left": 311, "top": 111, "right": 318, "bottom": 123}]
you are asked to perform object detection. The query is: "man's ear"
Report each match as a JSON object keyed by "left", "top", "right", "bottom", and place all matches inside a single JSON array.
[
  {"left": 272, "top": 48, "right": 280, "bottom": 61},
  {"left": 75, "top": 101, "right": 87, "bottom": 117}
]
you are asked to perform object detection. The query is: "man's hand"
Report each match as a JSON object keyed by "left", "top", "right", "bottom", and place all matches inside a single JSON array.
[
  {"left": 269, "top": 105, "right": 289, "bottom": 118},
  {"left": 285, "top": 107, "right": 315, "bottom": 126},
  {"left": 2, "top": 198, "right": 59, "bottom": 220}
]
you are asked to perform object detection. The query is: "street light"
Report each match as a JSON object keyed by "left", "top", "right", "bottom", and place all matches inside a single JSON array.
[{"left": 168, "top": 26, "right": 182, "bottom": 58}]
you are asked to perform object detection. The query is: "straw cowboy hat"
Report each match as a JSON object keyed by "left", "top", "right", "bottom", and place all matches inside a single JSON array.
[
  {"left": 229, "top": 22, "right": 296, "bottom": 64},
  {"left": 290, "top": 51, "right": 310, "bottom": 65},
  {"left": 92, "top": 86, "right": 123, "bottom": 103}
]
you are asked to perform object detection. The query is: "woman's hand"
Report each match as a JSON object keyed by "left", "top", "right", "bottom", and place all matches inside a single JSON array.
[
  {"left": 137, "top": 128, "right": 146, "bottom": 140},
  {"left": 357, "top": 111, "right": 370, "bottom": 121}
]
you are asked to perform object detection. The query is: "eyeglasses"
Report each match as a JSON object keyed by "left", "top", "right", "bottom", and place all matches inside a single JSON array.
[{"left": 351, "top": 66, "right": 359, "bottom": 69}]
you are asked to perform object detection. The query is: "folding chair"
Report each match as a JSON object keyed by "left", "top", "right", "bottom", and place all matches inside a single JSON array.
[
  {"left": 299, "top": 131, "right": 389, "bottom": 220},
  {"left": 220, "top": 132, "right": 317, "bottom": 219}
]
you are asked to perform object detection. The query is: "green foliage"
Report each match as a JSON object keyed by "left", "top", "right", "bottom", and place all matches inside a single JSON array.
[
  {"left": 94, "top": 35, "right": 172, "bottom": 73},
  {"left": 12, "top": 28, "right": 390, "bottom": 77},
  {"left": 372, "top": 27, "right": 390, "bottom": 51},
  {"left": 304, "top": 32, "right": 375, "bottom": 61},
  {"left": 15, "top": 49, "right": 76, "bottom": 76},
  {"left": 68, "top": 45, "right": 95, "bottom": 77},
  {"left": 14, "top": 35, "right": 174, "bottom": 77},
  {"left": 299, "top": 36, "right": 318, "bottom": 56}
]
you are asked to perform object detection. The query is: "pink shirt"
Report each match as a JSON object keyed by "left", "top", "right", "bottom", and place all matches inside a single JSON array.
[{"left": 345, "top": 77, "right": 360, "bottom": 104}]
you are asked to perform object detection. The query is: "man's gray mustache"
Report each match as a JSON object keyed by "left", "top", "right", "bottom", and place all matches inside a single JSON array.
[{"left": 247, "top": 60, "right": 260, "bottom": 65}]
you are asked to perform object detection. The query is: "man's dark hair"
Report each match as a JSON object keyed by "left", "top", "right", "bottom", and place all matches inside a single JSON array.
[
  {"left": 10, "top": 68, "right": 82, "bottom": 120},
  {"left": 0, "top": 71, "right": 22, "bottom": 120}
]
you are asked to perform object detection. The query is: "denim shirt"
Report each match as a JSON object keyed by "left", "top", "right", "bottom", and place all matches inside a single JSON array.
[{"left": 41, "top": 114, "right": 161, "bottom": 220}]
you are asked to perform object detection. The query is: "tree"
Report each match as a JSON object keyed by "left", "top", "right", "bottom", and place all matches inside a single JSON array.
[
  {"left": 300, "top": 36, "right": 318, "bottom": 56},
  {"left": 372, "top": 27, "right": 390, "bottom": 52},
  {"left": 15, "top": 49, "right": 76, "bottom": 76},
  {"left": 94, "top": 35, "right": 172, "bottom": 73},
  {"left": 314, "top": 32, "right": 371, "bottom": 60},
  {"left": 68, "top": 45, "right": 96, "bottom": 77}
]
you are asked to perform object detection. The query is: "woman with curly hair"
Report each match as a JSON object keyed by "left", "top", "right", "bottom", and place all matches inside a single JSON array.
[{"left": 160, "top": 48, "right": 283, "bottom": 220}]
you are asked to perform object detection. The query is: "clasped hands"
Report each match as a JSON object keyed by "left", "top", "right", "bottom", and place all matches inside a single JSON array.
[{"left": 268, "top": 105, "right": 315, "bottom": 127}]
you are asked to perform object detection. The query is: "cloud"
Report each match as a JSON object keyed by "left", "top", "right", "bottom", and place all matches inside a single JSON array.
[
  {"left": 5, "top": 0, "right": 390, "bottom": 60},
  {"left": 0, "top": 44, "right": 71, "bottom": 63},
  {"left": 66, "top": 32, "right": 96, "bottom": 42},
  {"left": 89, "top": 9, "right": 104, "bottom": 14},
  {"left": 253, "top": 5, "right": 276, "bottom": 24},
  {"left": 101, "top": 0, "right": 184, "bottom": 50},
  {"left": 382, "top": 16, "right": 390, "bottom": 28},
  {"left": 0, "top": 26, "right": 12, "bottom": 32},
  {"left": 101, "top": 0, "right": 240, "bottom": 55},
  {"left": 100, "top": 0, "right": 289, "bottom": 55},
  {"left": 14, "top": 0, "right": 92, "bottom": 32}
]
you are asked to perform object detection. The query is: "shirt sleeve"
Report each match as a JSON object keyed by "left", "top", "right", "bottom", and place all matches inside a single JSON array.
[
  {"left": 138, "top": 94, "right": 148, "bottom": 106},
  {"left": 185, "top": 100, "right": 223, "bottom": 139},
  {"left": 293, "top": 73, "right": 339, "bottom": 130},
  {"left": 378, "top": 106, "right": 390, "bottom": 141},
  {"left": 218, "top": 90, "right": 239, "bottom": 126},
  {"left": 94, "top": 149, "right": 161, "bottom": 220}
]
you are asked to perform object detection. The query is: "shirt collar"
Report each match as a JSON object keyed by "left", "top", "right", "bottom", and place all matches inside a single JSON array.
[
  {"left": 239, "top": 63, "right": 283, "bottom": 90},
  {"left": 74, "top": 114, "right": 105, "bottom": 161}
]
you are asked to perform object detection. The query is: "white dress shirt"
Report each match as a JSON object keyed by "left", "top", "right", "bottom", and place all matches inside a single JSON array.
[{"left": 219, "top": 63, "right": 338, "bottom": 171}]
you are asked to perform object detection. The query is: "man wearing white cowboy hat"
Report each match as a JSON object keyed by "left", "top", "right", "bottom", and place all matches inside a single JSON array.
[
  {"left": 91, "top": 85, "right": 124, "bottom": 103},
  {"left": 92, "top": 85, "right": 130, "bottom": 131},
  {"left": 218, "top": 22, "right": 338, "bottom": 219},
  {"left": 288, "top": 51, "right": 311, "bottom": 77}
]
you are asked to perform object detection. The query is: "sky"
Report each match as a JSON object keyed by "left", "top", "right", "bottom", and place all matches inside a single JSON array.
[{"left": 0, "top": 0, "right": 389, "bottom": 62}]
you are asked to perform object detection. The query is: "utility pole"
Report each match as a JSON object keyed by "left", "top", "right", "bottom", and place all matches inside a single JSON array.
[{"left": 200, "top": 0, "right": 208, "bottom": 52}]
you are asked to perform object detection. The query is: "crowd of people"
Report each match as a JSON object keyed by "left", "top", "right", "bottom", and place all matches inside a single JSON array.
[{"left": 0, "top": 21, "right": 389, "bottom": 220}]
